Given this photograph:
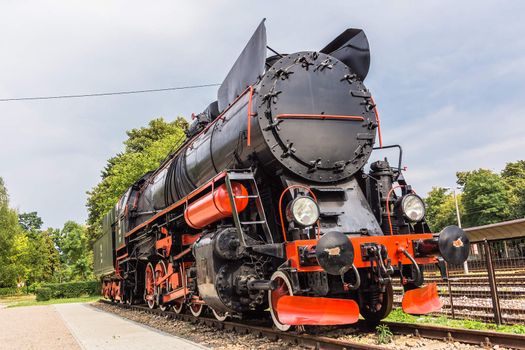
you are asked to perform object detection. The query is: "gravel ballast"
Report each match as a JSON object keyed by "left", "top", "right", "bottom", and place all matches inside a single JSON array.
[{"left": 92, "top": 301, "right": 503, "bottom": 349}]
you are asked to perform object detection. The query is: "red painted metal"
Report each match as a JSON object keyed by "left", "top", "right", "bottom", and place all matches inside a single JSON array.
[
  {"left": 173, "top": 247, "right": 192, "bottom": 260},
  {"left": 285, "top": 233, "right": 437, "bottom": 272},
  {"left": 125, "top": 171, "right": 228, "bottom": 238},
  {"left": 184, "top": 182, "right": 249, "bottom": 229},
  {"left": 162, "top": 263, "right": 189, "bottom": 303},
  {"left": 276, "top": 114, "right": 365, "bottom": 121},
  {"left": 162, "top": 287, "right": 189, "bottom": 303},
  {"left": 276, "top": 296, "right": 359, "bottom": 325},
  {"left": 167, "top": 263, "right": 179, "bottom": 288},
  {"left": 247, "top": 85, "right": 254, "bottom": 146},
  {"left": 111, "top": 281, "right": 122, "bottom": 301},
  {"left": 285, "top": 240, "right": 323, "bottom": 272},
  {"left": 402, "top": 282, "right": 443, "bottom": 315},
  {"left": 116, "top": 252, "right": 128, "bottom": 260},
  {"left": 145, "top": 263, "right": 155, "bottom": 302},
  {"left": 115, "top": 253, "right": 128, "bottom": 278},
  {"left": 370, "top": 96, "right": 383, "bottom": 147},
  {"left": 155, "top": 261, "right": 168, "bottom": 290},
  {"left": 182, "top": 233, "right": 201, "bottom": 246},
  {"left": 155, "top": 236, "right": 172, "bottom": 256},
  {"left": 102, "top": 281, "right": 111, "bottom": 299}
]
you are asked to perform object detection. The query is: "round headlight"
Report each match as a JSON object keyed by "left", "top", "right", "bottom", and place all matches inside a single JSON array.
[
  {"left": 401, "top": 194, "right": 425, "bottom": 222},
  {"left": 287, "top": 196, "right": 320, "bottom": 227}
]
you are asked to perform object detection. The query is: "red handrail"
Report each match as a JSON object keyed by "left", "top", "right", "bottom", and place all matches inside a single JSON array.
[
  {"left": 247, "top": 86, "right": 254, "bottom": 146},
  {"left": 370, "top": 96, "right": 383, "bottom": 147},
  {"left": 276, "top": 114, "right": 364, "bottom": 121}
]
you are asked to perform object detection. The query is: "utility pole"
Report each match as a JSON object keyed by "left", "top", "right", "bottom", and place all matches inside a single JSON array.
[{"left": 451, "top": 187, "right": 468, "bottom": 274}]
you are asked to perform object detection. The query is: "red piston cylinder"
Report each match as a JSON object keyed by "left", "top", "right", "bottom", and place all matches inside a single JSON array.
[{"left": 184, "top": 182, "right": 249, "bottom": 229}]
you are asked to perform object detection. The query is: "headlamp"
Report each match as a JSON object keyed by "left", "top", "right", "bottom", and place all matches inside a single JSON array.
[
  {"left": 400, "top": 194, "right": 425, "bottom": 222},
  {"left": 287, "top": 196, "right": 320, "bottom": 227}
]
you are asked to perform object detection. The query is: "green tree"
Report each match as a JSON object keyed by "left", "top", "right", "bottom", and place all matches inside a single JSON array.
[
  {"left": 40, "top": 229, "right": 61, "bottom": 281},
  {"left": 18, "top": 212, "right": 61, "bottom": 284},
  {"left": 86, "top": 117, "right": 188, "bottom": 243},
  {"left": 501, "top": 160, "right": 525, "bottom": 219},
  {"left": 0, "top": 178, "right": 29, "bottom": 287},
  {"left": 457, "top": 169, "right": 511, "bottom": 227},
  {"left": 424, "top": 187, "right": 463, "bottom": 232},
  {"left": 57, "top": 221, "right": 93, "bottom": 280},
  {"left": 124, "top": 117, "right": 188, "bottom": 154},
  {"left": 18, "top": 211, "right": 43, "bottom": 232}
]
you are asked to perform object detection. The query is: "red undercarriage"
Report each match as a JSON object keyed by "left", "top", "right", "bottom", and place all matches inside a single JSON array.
[
  {"left": 276, "top": 233, "right": 442, "bottom": 325},
  {"left": 104, "top": 232, "right": 442, "bottom": 326}
]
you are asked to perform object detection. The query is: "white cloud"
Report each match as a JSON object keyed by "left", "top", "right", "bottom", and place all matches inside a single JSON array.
[
  {"left": 383, "top": 103, "right": 525, "bottom": 195},
  {"left": 1, "top": 1, "right": 524, "bottom": 227}
]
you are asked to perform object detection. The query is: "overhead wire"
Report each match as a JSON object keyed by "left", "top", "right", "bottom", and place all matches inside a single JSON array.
[{"left": 0, "top": 83, "right": 221, "bottom": 102}]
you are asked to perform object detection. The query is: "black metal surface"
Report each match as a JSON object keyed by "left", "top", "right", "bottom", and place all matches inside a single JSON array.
[
  {"left": 258, "top": 51, "right": 376, "bottom": 182},
  {"left": 93, "top": 227, "right": 115, "bottom": 277},
  {"left": 193, "top": 230, "right": 267, "bottom": 314},
  {"left": 483, "top": 240, "right": 503, "bottom": 325},
  {"left": 316, "top": 231, "right": 355, "bottom": 275},
  {"left": 217, "top": 19, "right": 267, "bottom": 112},
  {"left": 438, "top": 225, "right": 470, "bottom": 265},
  {"left": 321, "top": 29, "right": 371, "bottom": 80},
  {"left": 134, "top": 49, "right": 377, "bottom": 221},
  {"left": 96, "top": 25, "right": 471, "bottom": 331}
]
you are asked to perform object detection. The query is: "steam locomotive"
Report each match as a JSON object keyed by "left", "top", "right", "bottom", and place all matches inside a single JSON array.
[{"left": 94, "top": 20, "right": 470, "bottom": 329}]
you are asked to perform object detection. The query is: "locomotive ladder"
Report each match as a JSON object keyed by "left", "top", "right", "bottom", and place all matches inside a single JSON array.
[{"left": 224, "top": 170, "right": 273, "bottom": 246}]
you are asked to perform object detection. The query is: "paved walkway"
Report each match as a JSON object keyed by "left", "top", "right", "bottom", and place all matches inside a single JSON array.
[
  {"left": 0, "top": 304, "right": 80, "bottom": 350},
  {"left": 55, "top": 303, "right": 207, "bottom": 349},
  {"left": 0, "top": 303, "right": 207, "bottom": 350}
]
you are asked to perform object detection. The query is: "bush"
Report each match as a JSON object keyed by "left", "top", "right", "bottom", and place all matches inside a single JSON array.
[
  {"left": 35, "top": 287, "right": 52, "bottom": 301},
  {"left": 0, "top": 287, "right": 22, "bottom": 296},
  {"left": 36, "top": 281, "right": 100, "bottom": 300}
]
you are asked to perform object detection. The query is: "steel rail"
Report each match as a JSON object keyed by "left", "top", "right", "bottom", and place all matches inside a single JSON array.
[
  {"left": 381, "top": 321, "right": 525, "bottom": 349},
  {"left": 98, "top": 300, "right": 525, "bottom": 349},
  {"left": 392, "top": 301, "right": 525, "bottom": 315}
]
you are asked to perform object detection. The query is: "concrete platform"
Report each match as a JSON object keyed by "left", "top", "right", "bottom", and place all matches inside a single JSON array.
[
  {"left": 0, "top": 304, "right": 80, "bottom": 350},
  {"left": 55, "top": 303, "right": 207, "bottom": 350}
]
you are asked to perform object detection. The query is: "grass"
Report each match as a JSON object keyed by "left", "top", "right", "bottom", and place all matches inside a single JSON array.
[
  {"left": 375, "top": 324, "right": 393, "bottom": 344},
  {"left": 385, "top": 308, "right": 525, "bottom": 335},
  {"left": 0, "top": 294, "right": 100, "bottom": 308}
]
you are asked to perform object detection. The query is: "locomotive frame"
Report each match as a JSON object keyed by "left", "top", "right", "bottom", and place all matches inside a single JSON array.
[{"left": 94, "top": 20, "right": 470, "bottom": 330}]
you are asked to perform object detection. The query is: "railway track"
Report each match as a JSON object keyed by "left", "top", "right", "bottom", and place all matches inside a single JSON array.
[
  {"left": 392, "top": 302, "right": 525, "bottom": 324},
  {"left": 99, "top": 299, "right": 386, "bottom": 350},
  {"left": 99, "top": 299, "right": 525, "bottom": 349},
  {"left": 383, "top": 321, "right": 525, "bottom": 349},
  {"left": 392, "top": 286, "right": 525, "bottom": 299},
  {"left": 390, "top": 270, "right": 525, "bottom": 324}
]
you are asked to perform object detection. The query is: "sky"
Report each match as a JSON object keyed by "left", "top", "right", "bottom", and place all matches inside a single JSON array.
[{"left": 1, "top": 1, "right": 524, "bottom": 229}]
